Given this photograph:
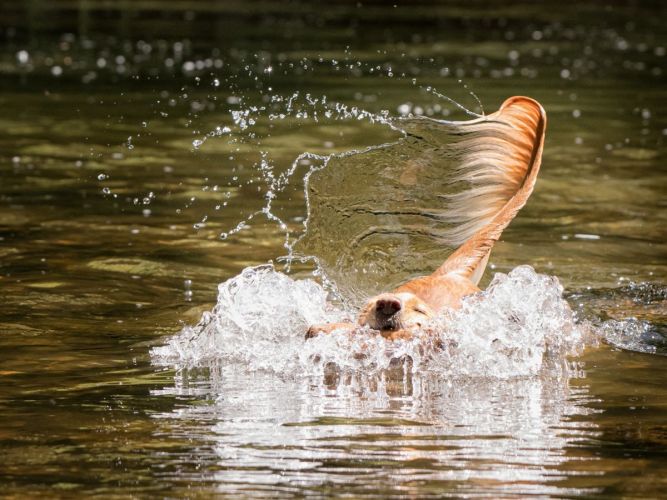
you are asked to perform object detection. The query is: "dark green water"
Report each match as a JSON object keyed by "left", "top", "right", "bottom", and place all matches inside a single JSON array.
[{"left": 1, "top": 1, "right": 666, "bottom": 497}]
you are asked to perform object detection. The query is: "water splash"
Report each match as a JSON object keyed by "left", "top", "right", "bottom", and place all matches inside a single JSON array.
[
  {"left": 568, "top": 282, "right": 667, "bottom": 356},
  {"left": 124, "top": 58, "right": 662, "bottom": 372},
  {"left": 151, "top": 265, "right": 588, "bottom": 379},
  {"left": 600, "top": 319, "right": 666, "bottom": 355}
]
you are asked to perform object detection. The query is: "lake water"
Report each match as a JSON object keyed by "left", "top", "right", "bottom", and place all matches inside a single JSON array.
[{"left": 0, "top": 1, "right": 666, "bottom": 497}]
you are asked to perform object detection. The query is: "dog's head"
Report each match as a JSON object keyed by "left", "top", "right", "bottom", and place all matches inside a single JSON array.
[{"left": 357, "top": 292, "right": 434, "bottom": 331}]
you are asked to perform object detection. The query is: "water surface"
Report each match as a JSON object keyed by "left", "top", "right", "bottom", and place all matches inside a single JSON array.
[{"left": 0, "top": 1, "right": 666, "bottom": 497}]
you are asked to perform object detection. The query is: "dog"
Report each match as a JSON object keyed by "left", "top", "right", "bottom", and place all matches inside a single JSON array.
[{"left": 306, "top": 96, "right": 546, "bottom": 341}]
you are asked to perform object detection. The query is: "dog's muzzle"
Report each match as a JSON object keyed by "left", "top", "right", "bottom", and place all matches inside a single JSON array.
[{"left": 373, "top": 296, "right": 403, "bottom": 330}]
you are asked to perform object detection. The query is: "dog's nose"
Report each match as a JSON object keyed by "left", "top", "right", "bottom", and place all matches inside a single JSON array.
[{"left": 376, "top": 297, "right": 402, "bottom": 316}]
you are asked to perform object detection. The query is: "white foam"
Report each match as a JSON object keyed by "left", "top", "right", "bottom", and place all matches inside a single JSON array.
[{"left": 151, "top": 265, "right": 587, "bottom": 379}]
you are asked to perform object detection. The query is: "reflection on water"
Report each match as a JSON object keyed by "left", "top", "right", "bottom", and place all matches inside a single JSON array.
[
  {"left": 151, "top": 366, "right": 599, "bottom": 497},
  {"left": 1, "top": 0, "right": 666, "bottom": 497}
]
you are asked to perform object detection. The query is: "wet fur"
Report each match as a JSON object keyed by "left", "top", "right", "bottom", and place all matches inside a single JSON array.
[{"left": 306, "top": 96, "right": 547, "bottom": 341}]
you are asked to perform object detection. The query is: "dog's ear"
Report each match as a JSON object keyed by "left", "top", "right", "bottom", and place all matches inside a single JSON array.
[{"left": 436, "top": 96, "right": 547, "bottom": 283}]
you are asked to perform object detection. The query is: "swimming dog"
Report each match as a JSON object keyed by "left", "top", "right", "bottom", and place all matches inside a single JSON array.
[{"left": 306, "top": 96, "right": 546, "bottom": 341}]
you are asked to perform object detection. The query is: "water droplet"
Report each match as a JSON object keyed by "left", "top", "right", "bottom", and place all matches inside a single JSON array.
[
  {"left": 16, "top": 50, "right": 29, "bottom": 64},
  {"left": 397, "top": 103, "right": 411, "bottom": 115}
]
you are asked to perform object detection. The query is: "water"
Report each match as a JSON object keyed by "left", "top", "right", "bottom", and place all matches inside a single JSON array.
[
  {"left": 1, "top": 1, "right": 666, "bottom": 497},
  {"left": 152, "top": 265, "right": 586, "bottom": 378}
]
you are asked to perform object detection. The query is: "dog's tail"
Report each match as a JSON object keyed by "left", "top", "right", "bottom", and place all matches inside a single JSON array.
[{"left": 435, "top": 96, "right": 547, "bottom": 284}]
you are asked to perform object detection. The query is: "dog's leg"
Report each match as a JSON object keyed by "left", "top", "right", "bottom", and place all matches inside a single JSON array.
[
  {"left": 380, "top": 329, "right": 415, "bottom": 341},
  {"left": 305, "top": 321, "right": 355, "bottom": 339}
]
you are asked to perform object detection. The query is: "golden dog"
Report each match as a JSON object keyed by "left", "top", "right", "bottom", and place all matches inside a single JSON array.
[{"left": 306, "top": 96, "right": 546, "bottom": 341}]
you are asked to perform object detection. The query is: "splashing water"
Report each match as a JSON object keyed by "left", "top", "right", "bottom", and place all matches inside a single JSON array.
[
  {"left": 568, "top": 282, "right": 667, "bottom": 356},
  {"left": 151, "top": 265, "right": 588, "bottom": 379},
  {"left": 601, "top": 319, "right": 666, "bottom": 355},
  {"left": 144, "top": 80, "right": 661, "bottom": 374},
  {"left": 150, "top": 91, "right": 592, "bottom": 379}
]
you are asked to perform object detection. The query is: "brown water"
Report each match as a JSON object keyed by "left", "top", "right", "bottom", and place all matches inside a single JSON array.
[{"left": 1, "top": 1, "right": 666, "bottom": 497}]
